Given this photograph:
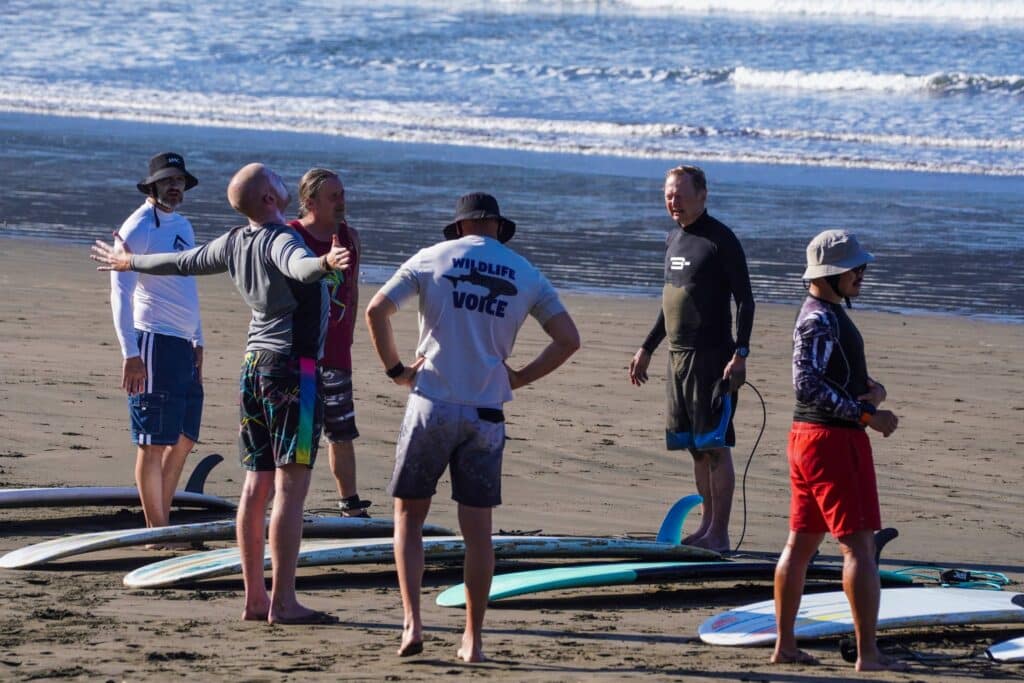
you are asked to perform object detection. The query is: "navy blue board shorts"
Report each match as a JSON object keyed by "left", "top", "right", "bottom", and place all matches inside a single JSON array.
[{"left": 129, "top": 331, "right": 203, "bottom": 446}]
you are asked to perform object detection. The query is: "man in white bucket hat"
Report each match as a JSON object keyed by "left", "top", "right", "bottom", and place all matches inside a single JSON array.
[{"left": 771, "top": 229, "right": 906, "bottom": 672}]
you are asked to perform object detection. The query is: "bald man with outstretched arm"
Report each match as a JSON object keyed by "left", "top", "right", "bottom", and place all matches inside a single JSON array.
[{"left": 92, "top": 163, "right": 350, "bottom": 626}]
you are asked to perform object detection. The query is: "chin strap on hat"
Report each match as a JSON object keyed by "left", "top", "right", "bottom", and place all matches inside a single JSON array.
[{"left": 824, "top": 274, "right": 852, "bottom": 309}]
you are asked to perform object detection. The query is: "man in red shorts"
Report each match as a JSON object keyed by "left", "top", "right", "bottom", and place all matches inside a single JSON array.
[{"left": 771, "top": 230, "right": 905, "bottom": 672}]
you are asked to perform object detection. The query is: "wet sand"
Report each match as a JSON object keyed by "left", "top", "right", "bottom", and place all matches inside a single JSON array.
[{"left": 1, "top": 238, "right": 1022, "bottom": 681}]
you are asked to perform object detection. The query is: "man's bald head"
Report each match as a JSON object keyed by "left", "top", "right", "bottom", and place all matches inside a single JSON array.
[{"left": 227, "top": 163, "right": 290, "bottom": 222}]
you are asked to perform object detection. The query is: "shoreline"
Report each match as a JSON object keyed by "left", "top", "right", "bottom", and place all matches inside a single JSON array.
[
  {"left": 2, "top": 111, "right": 1023, "bottom": 323},
  {"left": 4, "top": 111, "right": 1024, "bottom": 193}
]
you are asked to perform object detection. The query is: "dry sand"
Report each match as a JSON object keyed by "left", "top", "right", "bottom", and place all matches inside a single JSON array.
[{"left": 1, "top": 238, "right": 1022, "bottom": 681}]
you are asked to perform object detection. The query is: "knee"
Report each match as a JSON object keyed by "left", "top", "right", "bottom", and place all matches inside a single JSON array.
[
  {"left": 239, "top": 472, "right": 273, "bottom": 502},
  {"left": 838, "top": 533, "right": 875, "bottom": 562}
]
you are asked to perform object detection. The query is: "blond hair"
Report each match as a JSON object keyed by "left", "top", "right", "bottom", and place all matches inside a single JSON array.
[{"left": 297, "top": 168, "right": 340, "bottom": 218}]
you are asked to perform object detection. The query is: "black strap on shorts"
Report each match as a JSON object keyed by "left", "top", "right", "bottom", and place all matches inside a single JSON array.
[{"left": 477, "top": 407, "right": 505, "bottom": 423}]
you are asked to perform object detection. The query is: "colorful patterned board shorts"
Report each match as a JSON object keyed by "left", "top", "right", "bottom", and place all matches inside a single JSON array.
[{"left": 238, "top": 351, "right": 323, "bottom": 471}]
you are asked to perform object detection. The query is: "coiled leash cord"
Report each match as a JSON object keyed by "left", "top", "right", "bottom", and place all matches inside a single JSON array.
[{"left": 732, "top": 380, "right": 767, "bottom": 554}]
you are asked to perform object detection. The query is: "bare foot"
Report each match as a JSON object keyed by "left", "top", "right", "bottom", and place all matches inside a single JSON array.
[
  {"left": 682, "top": 528, "right": 709, "bottom": 546},
  {"left": 457, "top": 640, "right": 485, "bottom": 663},
  {"left": 857, "top": 655, "right": 909, "bottom": 672},
  {"left": 159, "top": 541, "right": 195, "bottom": 551},
  {"left": 770, "top": 648, "right": 819, "bottom": 665},
  {"left": 691, "top": 535, "right": 730, "bottom": 553},
  {"left": 268, "top": 604, "right": 335, "bottom": 625},
  {"left": 398, "top": 627, "right": 423, "bottom": 657},
  {"left": 241, "top": 606, "right": 269, "bottom": 622}
]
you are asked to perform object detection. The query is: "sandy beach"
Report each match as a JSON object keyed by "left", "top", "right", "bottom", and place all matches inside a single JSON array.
[{"left": 1, "top": 238, "right": 1022, "bottom": 682}]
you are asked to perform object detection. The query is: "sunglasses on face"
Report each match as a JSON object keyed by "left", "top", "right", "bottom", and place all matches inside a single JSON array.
[{"left": 851, "top": 264, "right": 868, "bottom": 275}]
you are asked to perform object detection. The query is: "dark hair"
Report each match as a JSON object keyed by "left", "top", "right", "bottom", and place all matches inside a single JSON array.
[
  {"left": 297, "top": 168, "right": 340, "bottom": 218},
  {"left": 665, "top": 165, "right": 707, "bottom": 193}
]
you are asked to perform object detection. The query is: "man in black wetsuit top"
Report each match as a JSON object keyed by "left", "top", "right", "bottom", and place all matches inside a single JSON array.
[{"left": 629, "top": 165, "right": 755, "bottom": 553}]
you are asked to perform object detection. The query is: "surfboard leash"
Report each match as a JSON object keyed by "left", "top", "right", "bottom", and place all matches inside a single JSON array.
[
  {"left": 732, "top": 380, "right": 767, "bottom": 554},
  {"left": 840, "top": 637, "right": 999, "bottom": 669}
]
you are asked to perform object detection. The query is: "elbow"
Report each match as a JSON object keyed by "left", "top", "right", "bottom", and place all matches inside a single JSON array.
[
  {"left": 559, "top": 329, "right": 581, "bottom": 357},
  {"left": 566, "top": 331, "right": 582, "bottom": 355},
  {"left": 365, "top": 298, "right": 387, "bottom": 326}
]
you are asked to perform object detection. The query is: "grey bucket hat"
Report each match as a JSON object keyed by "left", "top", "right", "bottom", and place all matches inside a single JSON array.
[{"left": 802, "top": 229, "right": 875, "bottom": 279}]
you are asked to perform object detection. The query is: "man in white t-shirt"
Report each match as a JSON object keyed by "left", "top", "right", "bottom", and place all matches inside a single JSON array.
[
  {"left": 366, "top": 193, "right": 580, "bottom": 662},
  {"left": 110, "top": 153, "right": 204, "bottom": 534}
]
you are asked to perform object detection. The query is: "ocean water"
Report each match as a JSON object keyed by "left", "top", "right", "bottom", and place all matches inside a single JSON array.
[{"left": 1, "top": 0, "right": 1022, "bottom": 321}]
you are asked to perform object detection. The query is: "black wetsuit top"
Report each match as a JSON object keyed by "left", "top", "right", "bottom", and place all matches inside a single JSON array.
[
  {"left": 642, "top": 211, "right": 755, "bottom": 352},
  {"left": 791, "top": 296, "right": 872, "bottom": 428}
]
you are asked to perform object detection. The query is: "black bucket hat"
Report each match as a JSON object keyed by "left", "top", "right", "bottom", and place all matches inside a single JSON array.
[
  {"left": 443, "top": 192, "right": 516, "bottom": 243},
  {"left": 137, "top": 152, "right": 199, "bottom": 194}
]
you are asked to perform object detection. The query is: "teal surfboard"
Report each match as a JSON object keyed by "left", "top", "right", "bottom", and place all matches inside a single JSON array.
[{"left": 434, "top": 561, "right": 916, "bottom": 607}]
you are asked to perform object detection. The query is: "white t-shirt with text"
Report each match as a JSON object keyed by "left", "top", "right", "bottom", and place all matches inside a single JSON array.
[{"left": 379, "top": 235, "right": 566, "bottom": 407}]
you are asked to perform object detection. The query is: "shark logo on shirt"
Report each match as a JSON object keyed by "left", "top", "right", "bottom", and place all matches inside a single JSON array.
[{"left": 443, "top": 271, "right": 518, "bottom": 299}]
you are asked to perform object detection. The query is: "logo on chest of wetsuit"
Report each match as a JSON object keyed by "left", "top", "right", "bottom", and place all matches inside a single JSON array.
[
  {"left": 443, "top": 257, "right": 518, "bottom": 318},
  {"left": 173, "top": 235, "right": 191, "bottom": 252},
  {"left": 670, "top": 256, "right": 691, "bottom": 271}
]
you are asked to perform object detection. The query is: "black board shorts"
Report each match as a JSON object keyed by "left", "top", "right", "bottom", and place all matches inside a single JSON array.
[{"left": 665, "top": 346, "right": 737, "bottom": 455}]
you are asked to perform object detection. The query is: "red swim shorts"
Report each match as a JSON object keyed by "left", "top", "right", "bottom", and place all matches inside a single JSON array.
[{"left": 787, "top": 421, "right": 881, "bottom": 539}]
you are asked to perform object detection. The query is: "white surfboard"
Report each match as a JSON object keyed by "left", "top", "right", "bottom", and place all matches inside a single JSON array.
[
  {"left": 699, "top": 588, "right": 1024, "bottom": 646},
  {"left": 0, "top": 453, "right": 234, "bottom": 510},
  {"left": 0, "top": 487, "right": 234, "bottom": 510},
  {"left": 987, "top": 634, "right": 1024, "bottom": 662},
  {"left": 0, "top": 516, "right": 454, "bottom": 569},
  {"left": 123, "top": 535, "right": 721, "bottom": 588}
]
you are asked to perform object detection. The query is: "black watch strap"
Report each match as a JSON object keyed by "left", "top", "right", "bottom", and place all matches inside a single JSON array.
[{"left": 385, "top": 362, "right": 405, "bottom": 379}]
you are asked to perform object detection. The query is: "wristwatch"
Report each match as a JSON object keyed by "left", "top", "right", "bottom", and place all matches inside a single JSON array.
[{"left": 735, "top": 346, "right": 749, "bottom": 358}]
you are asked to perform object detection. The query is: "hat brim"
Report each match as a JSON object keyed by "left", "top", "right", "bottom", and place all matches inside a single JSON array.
[
  {"left": 443, "top": 215, "right": 516, "bottom": 243},
  {"left": 802, "top": 251, "right": 875, "bottom": 279},
  {"left": 137, "top": 168, "right": 199, "bottom": 194}
]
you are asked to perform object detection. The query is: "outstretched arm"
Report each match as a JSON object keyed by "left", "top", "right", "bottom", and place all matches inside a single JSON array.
[
  {"left": 506, "top": 312, "right": 580, "bottom": 390},
  {"left": 92, "top": 233, "right": 232, "bottom": 276}
]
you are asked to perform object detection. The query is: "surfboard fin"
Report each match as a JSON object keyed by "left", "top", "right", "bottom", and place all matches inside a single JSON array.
[
  {"left": 874, "top": 527, "right": 898, "bottom": 564},
  {"left": 184, "top": 453, "right": 224, "bottom": 494},
  {"left": 656, "top": 494, "right": 703, "bottom": 544}
]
